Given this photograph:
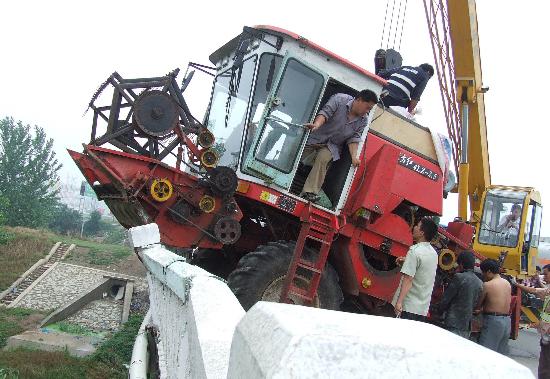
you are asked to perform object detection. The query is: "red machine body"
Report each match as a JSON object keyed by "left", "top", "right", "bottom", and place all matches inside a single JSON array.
[{"left": 71, "top": 24, "right": 489, "bottom": 328}]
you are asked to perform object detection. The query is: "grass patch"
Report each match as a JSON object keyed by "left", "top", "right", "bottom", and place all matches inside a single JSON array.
[
  {"left": 0, "top": 308, "right": 43, "bottom": 348},
  {"left": 0, "top": 314, "right": 144, "bottom": 378},
  {"left": 0, "top": 227, "right": 53, "bottom": 291},
  {"left": 0, "top": 349, "right": 121, "bottom": 379},
  {"left": 92, "top": 313, "right": 143, "bottom": 369},
  {"left": 46, "top": 322, "right": 101, "bottom": 337},
  {"left": 54, "top": 236, "right": 131, "bottom": 266}
]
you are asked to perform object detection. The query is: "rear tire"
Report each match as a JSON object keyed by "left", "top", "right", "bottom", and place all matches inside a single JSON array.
[{"left": 227, "top": 240, "right": 343, "bottom": 311}]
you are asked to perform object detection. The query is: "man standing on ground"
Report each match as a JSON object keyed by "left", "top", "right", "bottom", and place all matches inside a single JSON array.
[
  {"left": 300, "top": 90, "right": 378, "bottom": 202},
  {"left": 438, "top": 250, "right": 483, "bottom": 338},
  {"left": 512, "top": 264, "right": 550, "bottom": 378},
  {"left": 392, "top": 217, "right": 439, "bottom": 321},
  {"left": 377, "top": 63, "right": 434, "bottom": 115},
  {"left": 477, "top": 259, "right": 512, "bottom": 355}
]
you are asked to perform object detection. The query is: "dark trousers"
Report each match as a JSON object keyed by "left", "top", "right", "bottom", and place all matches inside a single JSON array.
[
  {"left": 540, "top": 341, "right": 550, "bottom": 379},
  {"left": 380, "top": 94, "right": 409, "bottom": 108},
  {"left": 401, "top": 311, "right": 427, "bottom": 322}
]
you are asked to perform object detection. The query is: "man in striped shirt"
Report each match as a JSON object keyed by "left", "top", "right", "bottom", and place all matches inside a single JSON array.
[{"left": 378, "top": 63, "right": 434, "bottom": 115}]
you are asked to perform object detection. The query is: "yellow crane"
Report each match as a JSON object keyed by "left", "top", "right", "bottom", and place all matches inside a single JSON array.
[{"left": 423, "top": 0, "right": 542, "bottom": 277}]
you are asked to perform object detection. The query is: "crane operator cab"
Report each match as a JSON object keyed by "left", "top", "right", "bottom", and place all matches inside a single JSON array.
[{"left": 473, "top": 186, "right": 543, "bottom": 276}]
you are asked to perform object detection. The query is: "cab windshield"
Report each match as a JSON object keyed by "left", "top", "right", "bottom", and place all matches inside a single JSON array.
[
  {"left": 206, "top": 55, "right": 257, "bottom": 170},
  {"left": 478, "top": 189, "right": 527, "bottom": 247}
]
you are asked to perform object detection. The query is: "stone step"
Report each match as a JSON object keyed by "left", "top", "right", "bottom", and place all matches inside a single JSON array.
[
  {"left": 4, "top": 329, "right": 104, "bottom": 357},
  {"left": 0, "top": 242, "right": 73, "bottom": 305}
]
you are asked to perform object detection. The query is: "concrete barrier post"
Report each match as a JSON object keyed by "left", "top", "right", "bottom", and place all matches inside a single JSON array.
[{"left": 128, "top": 224, "right": 245, "bottom": 379}]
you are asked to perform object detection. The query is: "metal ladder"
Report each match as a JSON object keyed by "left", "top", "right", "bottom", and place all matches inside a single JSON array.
[{"left": 279, "top": 204, "right": 337, "bottom": 305}]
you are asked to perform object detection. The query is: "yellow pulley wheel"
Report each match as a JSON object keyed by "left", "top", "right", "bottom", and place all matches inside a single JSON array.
[
  {"left": 199, "top": 195, "right": 216, "bottom": 213},
  {"left": 200, "top": 149, "right": 219, "bottom": 168},
  {"left": 438, "top": 249, "right": 457, "bottom": 271},
  {"left": 150, "top": 178, "right": 173, "bottom": 202}
]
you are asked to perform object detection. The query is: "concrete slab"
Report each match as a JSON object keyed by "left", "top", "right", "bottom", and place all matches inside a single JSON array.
[
  {"left": 129, "top": 223, "right": 160, "bottom": 248},
  {"left": 228, "top": 302, "right": 534, "bottom": 379},
  {"left": 5, "top": 329, "right": 104, "bottom": 357},
  {"left": 40, "top": 277, "right": 127, "bottom": 327},
  {"left": 121, "top": 281, "right": 134, "bottom": 323}
]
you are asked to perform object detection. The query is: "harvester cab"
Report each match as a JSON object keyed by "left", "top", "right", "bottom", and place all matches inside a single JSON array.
[
  {"left": 204, "top": 26, "right": 450, "bottom": 213},
  {"left": 203, "top": 26, "right": 387, "bottom": 211}
]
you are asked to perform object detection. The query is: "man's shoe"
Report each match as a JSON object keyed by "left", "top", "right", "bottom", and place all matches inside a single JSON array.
[{"left": 302, "top": 192, "right": 321, "bottom": 203}]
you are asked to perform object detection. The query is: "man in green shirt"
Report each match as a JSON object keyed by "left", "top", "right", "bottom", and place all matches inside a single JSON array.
[{"left": 392, "top": 217, "right": 439, "bottom": 321}]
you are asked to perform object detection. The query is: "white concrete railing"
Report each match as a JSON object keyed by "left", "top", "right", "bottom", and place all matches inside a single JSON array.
[
  {"left": 128, "top": 223, "right": 534, "bottom": 379},
  {"left": 128, "top": 224, "right": 244, "bottom": 379}
]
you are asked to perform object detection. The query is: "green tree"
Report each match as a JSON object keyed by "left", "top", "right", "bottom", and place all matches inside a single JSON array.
[
  {"left": 83, "top": 210, "right": 104, "bottom": 236},
  {"left": 49, "top": 203, "right": 83, "bottom": 235},
  {"left": 0, "top": 195, "right": 8, "bottom": 225},
  {"left": 0, "top": 117, "right": 62, "bottom": 227}
]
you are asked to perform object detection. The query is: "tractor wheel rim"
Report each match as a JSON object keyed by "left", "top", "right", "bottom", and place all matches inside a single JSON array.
[{"left": 261, "top": 275, "right": 320, "bottom": 307}]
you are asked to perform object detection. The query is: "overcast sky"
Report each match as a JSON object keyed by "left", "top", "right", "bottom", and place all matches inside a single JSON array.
[{"left": 1, "top": 0, "right": 548, "bottom": 233}]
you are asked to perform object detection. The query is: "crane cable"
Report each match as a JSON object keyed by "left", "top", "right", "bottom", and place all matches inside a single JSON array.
[
  {"left": 380, "top": 0, "right": 409, "bottom": 51},
  {"left": 397, "top": 0, "right": 409, "bottom": 51}
]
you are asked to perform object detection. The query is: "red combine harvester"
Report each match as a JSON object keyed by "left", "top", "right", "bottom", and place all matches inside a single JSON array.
[{"left": 70, "top": 23, "right": 536, "bottom": 332}]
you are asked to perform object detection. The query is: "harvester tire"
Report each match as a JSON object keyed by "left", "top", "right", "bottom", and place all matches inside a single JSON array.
[
  {"left": 227, "top": 241, "right": 343, "bottom": 311},
  {"left": 189, "top": 249, "right": 235, "bottom": 279}
]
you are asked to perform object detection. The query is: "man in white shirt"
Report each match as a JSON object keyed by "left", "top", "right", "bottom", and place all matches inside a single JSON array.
[
  {"left": 392, "top": 217, "right": 439, "bottom": 321},
  {"left": 497, "top": 203, "right": 521, "bottom": 235}
]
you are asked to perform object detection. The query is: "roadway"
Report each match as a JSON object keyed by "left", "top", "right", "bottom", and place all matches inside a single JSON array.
[{"left": 509, "top": 328, "right": 540, "bottom": 376}]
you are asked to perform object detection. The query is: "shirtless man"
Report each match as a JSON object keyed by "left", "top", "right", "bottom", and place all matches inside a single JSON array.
[{"left": 477, "top": 259, "right": 512, "bottom": 354}]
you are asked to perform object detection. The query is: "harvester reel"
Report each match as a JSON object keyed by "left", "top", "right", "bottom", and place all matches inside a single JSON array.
[
  {"left": 213, "top": 217, "right": 241, "bottom": 244},
  {"left": 150, "top": 178, "right": 173, "bottom": 202},
  {"left": 87, "top": 70, "right": 213, "bottom": 166},
  {"left": 133, "top": 91, "right": 179, "bottom": 137}
]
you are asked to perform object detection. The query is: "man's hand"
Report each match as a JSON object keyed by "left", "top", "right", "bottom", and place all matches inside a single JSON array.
[
  {"left": 303, "top": 123, "right": 317, "bottom": 131},
  {"left": 395, "top": 256, "right": 405, "bottom": 267},
  {"left": 394, "top": 301, "right": 403, "bottom": 317},
  {"left": 351, "top": 156, "right": 361, "bottom": 167}
]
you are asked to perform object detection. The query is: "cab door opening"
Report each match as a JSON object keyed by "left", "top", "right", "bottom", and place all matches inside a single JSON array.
[{"left": 289, "top": 79, "right": 361, "bottom": 210}]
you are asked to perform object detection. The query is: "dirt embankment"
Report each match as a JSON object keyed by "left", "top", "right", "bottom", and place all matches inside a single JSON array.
[{"left": 0, "top": 227, "right": 53, "bottom": 291}]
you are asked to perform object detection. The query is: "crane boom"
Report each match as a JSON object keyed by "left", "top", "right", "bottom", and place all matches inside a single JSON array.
[
  {"left": 423, "top": 0, "right": 490, "bottom": 220},
  {"left": 425, "top": 0, "right": 542, "bottom": 277}
]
